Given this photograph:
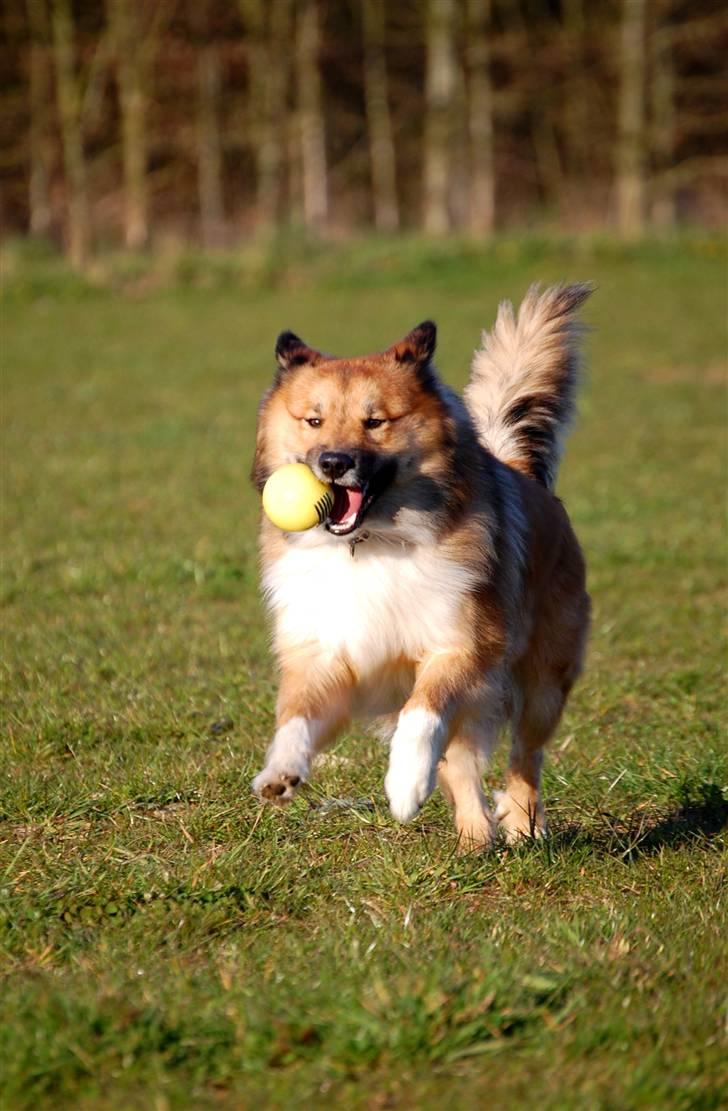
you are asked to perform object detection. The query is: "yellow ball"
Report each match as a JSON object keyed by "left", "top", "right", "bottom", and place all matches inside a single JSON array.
[{"left": 261, "top": 463, "right": 334, "bottom": 532}]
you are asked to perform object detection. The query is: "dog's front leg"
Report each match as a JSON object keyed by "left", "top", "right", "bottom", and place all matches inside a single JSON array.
[
  {"left": 384, "top": 650, "right": 483, "bottom": 823},
  {"left": 252, "top": 659, "right": 351, "bottom": 804}
]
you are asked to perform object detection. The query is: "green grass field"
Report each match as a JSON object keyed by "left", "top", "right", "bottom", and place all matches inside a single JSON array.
[{"left": 1, "top": 238, "right": 726, "bottom": 1109}]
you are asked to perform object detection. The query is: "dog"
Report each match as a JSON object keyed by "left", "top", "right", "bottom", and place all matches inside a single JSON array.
[{"left": 251, "top": 284, "right": 591, "bottom": 848}]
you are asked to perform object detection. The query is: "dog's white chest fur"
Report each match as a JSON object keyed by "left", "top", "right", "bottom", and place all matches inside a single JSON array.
[{"left": 263, "top": 539, "right": 474, "bottom": 677}]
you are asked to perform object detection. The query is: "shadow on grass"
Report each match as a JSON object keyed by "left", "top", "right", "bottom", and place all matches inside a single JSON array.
[{"left": 552, "top": 781, "right": 728, "bottom": 861}]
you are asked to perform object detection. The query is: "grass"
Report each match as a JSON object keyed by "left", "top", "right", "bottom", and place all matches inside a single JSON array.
[{"left": 1, "top": 236, "right": 726, "bottom": 1109}]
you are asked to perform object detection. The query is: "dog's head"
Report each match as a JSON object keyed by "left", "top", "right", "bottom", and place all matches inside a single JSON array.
[{"left": 253, "top": 323, "right": 462, "bottom": 540}]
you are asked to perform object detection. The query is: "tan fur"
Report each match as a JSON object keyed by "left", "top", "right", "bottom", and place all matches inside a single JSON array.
[
  {"left": 466, "top": 282, "right": 593, "bottom": 488},
  {"left": 251, "top": 290, "right": 591, "bottom": 846}
]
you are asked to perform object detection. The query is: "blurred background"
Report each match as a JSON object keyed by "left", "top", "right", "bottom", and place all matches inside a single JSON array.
[
  {"left": 1, "top": 0, "right": 726, "bottom": 267},
  {"left": 2, "top": 6, "right": 727, "bottom": 1101}
]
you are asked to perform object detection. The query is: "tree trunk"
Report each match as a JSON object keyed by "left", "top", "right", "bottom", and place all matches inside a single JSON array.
[
  {"left": 423, "top": 0, "right": 457, "bottom": 235},
  {"left": 450, "top": 39, "right": 470, "bottom": 229},
  {"left": 296, "top": 0, "right": 327, "bottom": 232},
  {"left": 465, "top": 0, "right": 494, "bottom": 238},
  {"left": 616, "top": 0, "right": 647, "bottom": 238},
  {"left": 51, "top": 0, "right": 89, "bottom": 266},
  {"left": 650, "top": 24, "right": 676, "bottom": 229},
  {"left": 562, "top": 0, "right": 588, "bottom": 183},
  {"left": 240, "top": 0, "right": 292, "bottom": 231},
  {"left": 26, "top": 0, "right": 53, "bottom": 237},
  {"left": 362, "top": 0, "right": 399, "bottom": 233},
  {"left": 197, "top": 44, "right": 225, "bottom": 247},
  {"left": 532, "top": 108, "right": 565, "bottom": 211},
  {"left": 107, "top": 0, "right": 149, "bottom": 250},
  {"left": 287, "top": 107, "right": 303, "bottom": 226},
  {"left": 260, "top": 0, "right": 292, "bottom": 228}
]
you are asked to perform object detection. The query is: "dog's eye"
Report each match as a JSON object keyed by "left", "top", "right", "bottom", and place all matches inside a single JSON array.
[
  {"left": 363, "top": 417, "right": 385, "bottom": 430},
  {"left": 305, "top": 417, "right": 322, "bottom": 428}
]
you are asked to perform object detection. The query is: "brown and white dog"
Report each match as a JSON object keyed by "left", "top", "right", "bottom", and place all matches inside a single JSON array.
[{"left": 251, "top": 284, "right": 591, "bottom": 847}]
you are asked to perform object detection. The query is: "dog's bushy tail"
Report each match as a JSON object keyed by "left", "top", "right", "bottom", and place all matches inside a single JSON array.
[{"left": 464, "top": 282, "right": 593, "bottom": 489}]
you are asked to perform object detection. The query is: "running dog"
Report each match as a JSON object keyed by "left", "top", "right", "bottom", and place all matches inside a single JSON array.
[{"left": 251, "top": 284, "right": 592, "bottom": 847}]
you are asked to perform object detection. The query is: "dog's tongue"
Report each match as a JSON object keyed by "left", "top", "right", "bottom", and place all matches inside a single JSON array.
[{"left": 330, "top": 486, "right": 364, "bottom": 525}]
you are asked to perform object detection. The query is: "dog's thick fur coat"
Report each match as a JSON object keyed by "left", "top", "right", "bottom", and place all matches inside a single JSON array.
[{"left": 251, "top": 284, "right": 592, "bottom": 846}]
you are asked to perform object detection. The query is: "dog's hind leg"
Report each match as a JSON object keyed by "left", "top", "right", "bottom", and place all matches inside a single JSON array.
[
  {"left": 494, "top": 685, "right": 561, "bottom": 843},
  {"left": 437, "top": 728, "right": 497, "bottom": 851},
  {"left": 497, "top": 597, "right": 589, "bottom": 843}
]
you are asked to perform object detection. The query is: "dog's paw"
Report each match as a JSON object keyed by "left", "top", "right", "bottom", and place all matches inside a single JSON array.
[
  {"left": 384, "top": 708, "right": 443, "bottom": 823},
  {"left": 385, "top": 771, "right": 429, "bottom": 823},
  {"left": 252, "top": 767, "right": 304, "bottom": 804},
  {"left": 455, "top": 813, "right": 497, "bottom": 853},
  {"left": 384, "top": 759, "right": 435, "bottom": 823},
  {"left": 494, "top": 789, "right": 548, "bottom": 844}
]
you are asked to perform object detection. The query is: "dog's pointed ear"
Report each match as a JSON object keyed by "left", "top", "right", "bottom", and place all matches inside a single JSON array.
[
  {"left": 275, "top": 331, "right": 325, "bottom": 378},
  {"left": 387, "top": 321, "right": 437, "bottom": 370}
]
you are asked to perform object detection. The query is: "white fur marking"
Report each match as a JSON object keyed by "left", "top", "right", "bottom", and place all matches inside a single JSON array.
[
  {"left": 252, "top": 716, "right": 323, "bottom": 798},
  {"left": 385, "top": 707, "right": 447, "bottom": 822},
  {"left": 263, "top": 541, "right": 476, "bottom": 682}
]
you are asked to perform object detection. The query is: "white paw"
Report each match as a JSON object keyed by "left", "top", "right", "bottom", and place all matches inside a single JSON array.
[
  {"left": 385, "top": 763, "right": 434, "bottom": 823},
  {"left": 384, "top": 708, "right": 444, "bottom": 822},
  {"left": 252, "top": 765, "right": 305, "bottom": 804}
]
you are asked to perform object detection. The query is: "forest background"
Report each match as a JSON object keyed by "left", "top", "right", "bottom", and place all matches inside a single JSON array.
[{"left": 2, "top": 0, "right": 727, "bottom": 266}]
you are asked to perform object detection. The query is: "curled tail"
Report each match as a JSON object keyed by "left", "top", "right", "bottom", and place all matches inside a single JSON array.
[{"left": 464, "top": 282, "right": 593, "bottom": 489}]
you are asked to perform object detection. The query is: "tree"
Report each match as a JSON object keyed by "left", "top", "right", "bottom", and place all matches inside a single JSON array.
[
  {"left": 51, "top": 0, "right": 90, "bottom": 266},
  {"left": 362, "top": 0, "right": 398, "bottom": 232},
  {"left": 423, "top": 0, "right": 457, "bottom": 234},
  {"left": 106, "top": 0, "right": 146, "bottom": 248},
  {"left": 561, "top": 0, "right": 591, "bottom": 208},
  {"left": 650, "top": 15, "right": 676, "bottom": 229},
  {"left": 465, "top": 0, "right": 494, "bottom": 237},
  {"left": 240, "top": 0, "right": 292, "bottom": 231},
  {"left": 105, "top": 0, "right": 163, "bottom": 250},
  {"left": 26, "top": 0, "right": 53, "bottom": 237},
  {"left": 197, "top": 44, "right": 225, "bottom": 247},
  {"left": 193, "top": 1, "right": 225, "bottom": 247},
  {"left": 616, "top": 0, "right": 647, "bottom": 237},
  {"left": 296, "top": 0, "right": 327, "bottom": 231},
  {"left": 6, "top": 0, "right": 727, "bottom": 246}
]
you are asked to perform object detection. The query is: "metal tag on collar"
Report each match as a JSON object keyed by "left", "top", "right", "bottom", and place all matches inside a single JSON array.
[{"left": 349, "top": 531, "right": 370, "bottom": 557}]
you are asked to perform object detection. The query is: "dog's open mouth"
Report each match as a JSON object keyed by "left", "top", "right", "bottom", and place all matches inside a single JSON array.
[
  {"left": 326, "top": 484, "right": 371, "bottom": 536},
  {"left": 322, "top": 459, "right": 397, "bottom": 537}
]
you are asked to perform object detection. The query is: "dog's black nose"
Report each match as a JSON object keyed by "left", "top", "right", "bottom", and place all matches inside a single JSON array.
[{"left": 318, "top": 451, "right": 355, "bottom": 481}]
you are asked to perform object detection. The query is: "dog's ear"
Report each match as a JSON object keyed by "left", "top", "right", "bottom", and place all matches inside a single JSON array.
[
  {"left": 387, "top": 321, "right": 438, "bottom": 384},
  {"left": 274, "top": 331, "right": 325, "bottom": 379}
]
